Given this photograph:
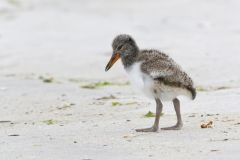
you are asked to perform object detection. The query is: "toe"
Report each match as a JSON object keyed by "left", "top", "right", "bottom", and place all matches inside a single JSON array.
[
  {"left": 135, "top": 127, "right": 158, "bottom": 132},
  {"left": 161, "top": 126, "right": 181, "bottom": 130},
  {"left": 161, "top": 124, "right": 183, "bottom": 130}
]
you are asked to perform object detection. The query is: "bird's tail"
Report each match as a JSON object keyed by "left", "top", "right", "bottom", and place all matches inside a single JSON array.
[{"left": 187, "top": 86, "right": 196, "bottom": 100}]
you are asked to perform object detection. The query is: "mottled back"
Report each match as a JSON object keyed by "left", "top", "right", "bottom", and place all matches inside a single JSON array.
[{"left": 138, "top": 49, "right": 196, "bottom": 99}]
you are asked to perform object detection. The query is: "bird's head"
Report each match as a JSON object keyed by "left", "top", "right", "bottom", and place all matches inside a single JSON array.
[{"left": 105, "top": 34, "right": 138, "bottom": 71}]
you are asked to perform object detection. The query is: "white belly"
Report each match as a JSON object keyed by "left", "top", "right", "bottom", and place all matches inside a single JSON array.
[{"left": 126, "top": 63, "right": 190, "bottom": 101}]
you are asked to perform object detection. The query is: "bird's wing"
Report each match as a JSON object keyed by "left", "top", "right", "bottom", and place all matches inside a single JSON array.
[
  {"left": 139, "top": 50, "right": 176, "bottom": 78},
  {"left": 141, "top": 59, "right": 175, "bottom": 78},
  {"left": 138, "top": 50, "right": 196, "bottom": 99},
  {"left": 139, "top": 51, "right": 193, "bottom": 87}
]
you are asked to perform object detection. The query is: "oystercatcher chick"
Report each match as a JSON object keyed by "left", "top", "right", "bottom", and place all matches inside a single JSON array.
[{"left": 105, "top": 34, "right": 196, "bottom": 132}]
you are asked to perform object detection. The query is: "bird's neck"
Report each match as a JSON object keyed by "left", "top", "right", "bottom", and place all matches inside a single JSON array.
[{"left": 121, "top": 50, "right": 139, "bottom": 69}]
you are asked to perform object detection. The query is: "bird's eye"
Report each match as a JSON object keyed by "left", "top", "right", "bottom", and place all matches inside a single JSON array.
[{"left": 117, "top": 45, "right": 123, "bottom": 50}]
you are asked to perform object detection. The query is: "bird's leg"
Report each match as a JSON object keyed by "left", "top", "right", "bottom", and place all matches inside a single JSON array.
[
  {"left": 161, "top": 98, "right": 183, "bottom": 130},
  {"left": 136, "top": 98, "right": 163, "bottom": 132}
]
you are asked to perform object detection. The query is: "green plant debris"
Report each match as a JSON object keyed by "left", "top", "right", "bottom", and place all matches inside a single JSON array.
[
  {"left": 125, "top": 102, "right": 138, "bottom": 105},
  {"left": 81, "top": 84, "right": 95, "bottom": 89},
  {"left": 196, "top": 85, "right": 231, "bottom": 92},
  {"left": 94, "top": 81, "right": 112, "bottom": 87},
  {"left": 111, "top": 101, "right": 138, "bottom": 106},
  {"left": 39, "top": 76, "right": 54, "bottom": 83},
  {"left": 144, "top": 111, "right": 155, "bottom": 117},
  {"left": 42, "top": 119, "right": 58, "bottom": 125},
  {"left": 79, "top": 80, "right": 130, "bottom": 89},
  {"left": 81, "top": 81, "right": 112, "bottom": 89},
  {"left": 144, "top": 111, "right": 164, "bottom": 118},
  {"left": 96, "top": 95, "right": 116, "bottom": 100},
  {"left": 112, "top": 102, "right": 123, "bottom": 106}
]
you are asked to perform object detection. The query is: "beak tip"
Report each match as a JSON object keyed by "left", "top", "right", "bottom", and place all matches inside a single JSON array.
[
  {"left": 105, "top": 53, "right": 120, "bottom": 72},
  {"left": 105, "top": 66, "right": 109, "bottom": 72}
]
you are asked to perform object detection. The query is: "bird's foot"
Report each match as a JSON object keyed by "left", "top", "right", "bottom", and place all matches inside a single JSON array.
[
  {"left": 161, "top": 123, "right": 183, "bottom": 130},
  {"left": 135, "top": 126, "right": 158, "bottom": 132}
]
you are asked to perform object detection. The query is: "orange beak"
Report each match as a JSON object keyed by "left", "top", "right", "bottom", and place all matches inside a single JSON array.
[{"left": 105, "top": 53, "right": 121, "bottom": 71}]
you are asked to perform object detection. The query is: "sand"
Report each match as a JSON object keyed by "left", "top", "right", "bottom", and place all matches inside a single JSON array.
[{"left": 0, "top": 0, "right": 240, "bottom": 160}]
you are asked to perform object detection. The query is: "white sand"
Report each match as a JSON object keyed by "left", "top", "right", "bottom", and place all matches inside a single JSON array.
[{"left": 0, "top": 0, "right": 240, "bottom": 160}]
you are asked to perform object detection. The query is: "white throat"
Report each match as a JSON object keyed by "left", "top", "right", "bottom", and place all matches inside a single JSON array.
[{"left": 126, "top": 62, "right": 154, "bottom": 98}]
